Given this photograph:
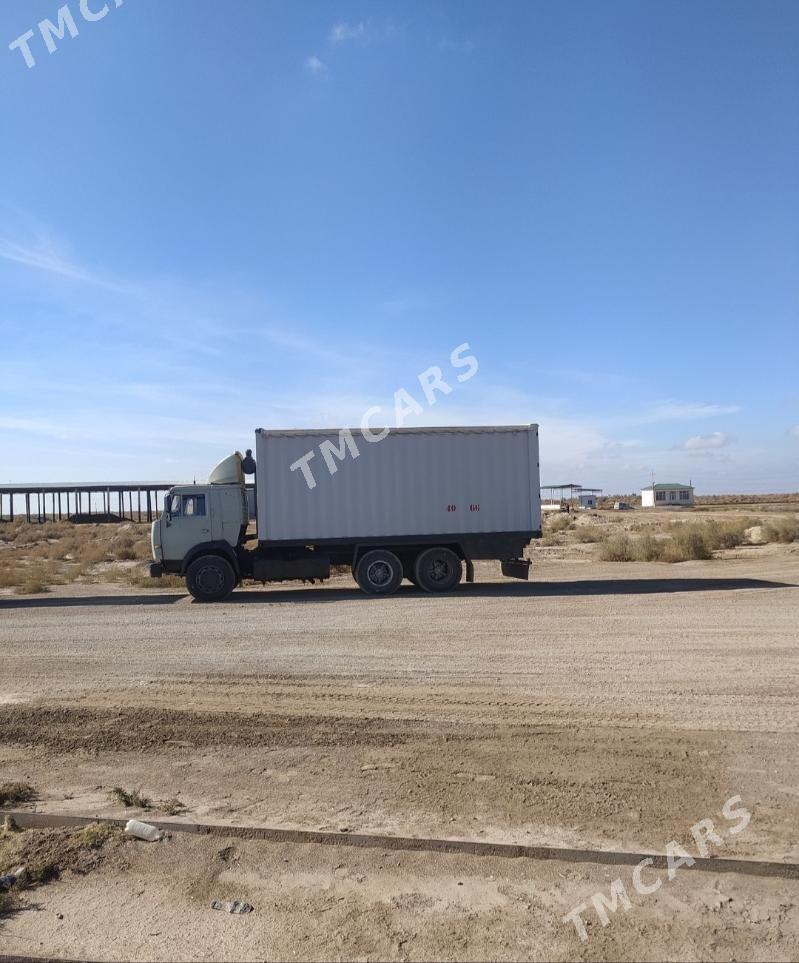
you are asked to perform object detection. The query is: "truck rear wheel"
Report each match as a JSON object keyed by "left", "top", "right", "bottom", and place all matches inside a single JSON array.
[
  {"left": 355, "top": 549, "right": 403, "bottom": 596},
  {"left": 186, "top": 554, "right": 236, "bottom": 602},
  {"left": 414, "top": 547, "right": 462, "bottom": 593}
]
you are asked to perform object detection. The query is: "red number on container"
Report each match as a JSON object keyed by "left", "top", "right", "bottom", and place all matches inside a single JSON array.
[
  {"left": 469, "top": 504, "right": 480, "bottom": 512},
  {"left": 447, "top": 504, "right": 457, "bottom": 512}
]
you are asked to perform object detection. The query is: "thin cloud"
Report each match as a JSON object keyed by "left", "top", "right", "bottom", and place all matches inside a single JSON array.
[
  {"left": 680, "top": 432, "right": 730, "bottom": 451},
  {"left": 304, "top": 55, "right": 328, "bottom": 77},
  {"left": 245, "top": 324, "right": 358, "bottom": 367},
  {"left": 0, "top": 236, "right": 127, "bottom": 292},
  {"left": 634, "top": 401, "right": 742, "bottom": 424},
  {"left": 329, "top": 22, "right": 366, "bottom": 45}
]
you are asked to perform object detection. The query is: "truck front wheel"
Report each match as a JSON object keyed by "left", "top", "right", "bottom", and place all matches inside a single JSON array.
[
  {"left": 186, "top": 554, "right": 236, "bottom": 602},
  {"left": 414, "top": 547, "right": 462, "bottom": 593},
  {"left": 355, "top": 549, "right": 403, "bottom": 596}
]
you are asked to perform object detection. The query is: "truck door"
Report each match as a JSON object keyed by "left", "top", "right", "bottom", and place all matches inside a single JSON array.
[
  {"left": 210, "top": 486, "right": 247, "bottom": 547},
  {"left": 164, "top": 492, "right": 211, "bottom": 560}
]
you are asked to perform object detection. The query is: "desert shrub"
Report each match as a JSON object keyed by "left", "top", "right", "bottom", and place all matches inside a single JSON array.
[
  {"left": 704, "top": 523, "right": 742, "bottom": 551},
  {"left": 109, "top": 787, "right": 150, "bottom": 809},
  {"left": 77, "top": 543, "right": 108, "bottom": 565},
  {"left": 698, "top": 517, "right": 760, "bottom": 551},
  {"left": 13, "top": 562, "right": 58, "bottom": 594},
  {"left": 762, "top": 516, "right": 799, "bottom": 543},
  {"left": 0, "top": 782, "right": 36, "bottom": 807},
  {"left": 77, "top": 823, "right": 118, "bottom": 847},
  {"left": 0, "top": 566, "right": 17, "bottom": 589},
  {"left": 15, "top": 577, "right": 51, "bottom": 595},
  {"left": 574, "top": 526, "right": 605, "bottom": 543},
  {"left": 546, "top": 515, "right": 574, "bottom": 534},
  {"left": 633, "top": 534, "right": 666, "bottom": 562},
  {"left": 109, "top": 536, "right": 137, "bottom": 561},
  {"left": 598, "top": 533, "right": 635, "bottom": 561},
  {"left": 663, "top": 527, "right": 712, "bottom": 562},
  {"left": 599, "top": 528, "right": 712, "bottom": 563}
]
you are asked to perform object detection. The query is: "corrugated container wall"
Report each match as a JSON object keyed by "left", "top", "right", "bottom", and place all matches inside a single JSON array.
[{"left": 256, "top": 425, "right": 541, "bottom": 542}]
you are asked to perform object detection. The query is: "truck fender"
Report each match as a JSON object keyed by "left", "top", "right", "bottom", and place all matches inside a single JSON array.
[{"left": 181, "top": 541, "right": 241, "bottom": 577}]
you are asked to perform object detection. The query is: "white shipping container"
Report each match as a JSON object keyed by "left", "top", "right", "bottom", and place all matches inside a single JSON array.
[{"left": 255, "top": 425, "right": 541, "bottom": 543}]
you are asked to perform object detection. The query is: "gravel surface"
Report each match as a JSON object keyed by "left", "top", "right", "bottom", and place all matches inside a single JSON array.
[{"left": 1, "top": 549, "right": 798, "bottom": 960}]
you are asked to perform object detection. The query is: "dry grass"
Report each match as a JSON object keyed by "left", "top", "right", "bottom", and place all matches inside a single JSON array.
[
  {"left": 596, "top": 517, "right": 764, "bottom": 563},
  {"left": 632, "top": 533, "right": 663, "bottom": 562},
  {"left": 667, "top": 527, "right": 712, "bottom": 561},
  {"left": 14, "top": 579, "right": 51, "bottom": 595},
  {"left": 540, "top": 513, "right": 575, "bottom": 545},
  {"left": 762, "top": 516, "right": 799, "bottom": 543},
  {"left": 127, "top": 573, "right": 185, "bottom": 589},
  {"left": 698, "top": 517, "right": 761, "bottom": 550},
  {"left": 599, "top": 528, "right": 711, "bottom": 562},
  {"left": 0, "top": 521, "right": 156, "bottom": 592},
  {"left": 598, "top": 533, "right": 634, "bottom": 561},
  {"left": 546, "top": 515, "right": 574, "bottom": 533},
  {"left": 0, "top": 823, "right": 124, "bottom": 897},
  {"left": 573, "top": 525, "right": 605, "bottom": 543},
  {"left": 0, "top": 783, "right": 36, "bottom": 807},
  {"left": 109, "top": 787, "right": 151, "bottom": 809},
  {"left": 695, "top": 492, "right": 799, "bottom": 506}
]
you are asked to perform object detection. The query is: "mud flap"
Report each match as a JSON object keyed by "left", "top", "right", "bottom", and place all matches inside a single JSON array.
[
  {"left": 501, "top": 558, "right": 530, "bottom": 580},
  {"left": 465, "top": 558, "right": 474, "bottom": 583}
]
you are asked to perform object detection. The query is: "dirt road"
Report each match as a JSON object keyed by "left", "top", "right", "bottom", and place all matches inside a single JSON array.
[{"left": 1, "top": 548, "right": 798, "bottom": 959}]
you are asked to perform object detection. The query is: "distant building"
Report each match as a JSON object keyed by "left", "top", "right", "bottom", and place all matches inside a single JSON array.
[
  {"left": 540, "top": 483, "right": 603, "bottom": 512},
  {"left": 642, "top": 483, "right": 694, "bottom": 507}
]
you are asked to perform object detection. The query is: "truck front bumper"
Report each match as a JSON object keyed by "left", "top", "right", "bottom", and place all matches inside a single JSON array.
[{"left": 149, "top": 562, "right": 164, "bottom": 579}]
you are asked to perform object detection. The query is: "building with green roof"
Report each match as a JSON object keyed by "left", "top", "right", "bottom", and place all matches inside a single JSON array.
[{"left": 641, "top": 482, "right": 694, "bottom": 507}]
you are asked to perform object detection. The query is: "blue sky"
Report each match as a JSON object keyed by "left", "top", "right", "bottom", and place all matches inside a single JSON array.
[{"left": 1, "top": 0, "right": 797, "bottom": 493}]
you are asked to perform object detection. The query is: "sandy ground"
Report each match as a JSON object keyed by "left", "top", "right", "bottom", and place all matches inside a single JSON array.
[
  {"left": 1, "top": 542, "right": 798, "bottom": 960},
  {"left": 2, "top": 831, "right": 798, "bottom": 963}
]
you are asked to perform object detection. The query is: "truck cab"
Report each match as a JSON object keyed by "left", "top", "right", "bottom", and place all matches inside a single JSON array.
[{"left": 150, "top": 453, "right": 249, "bottom": 599}]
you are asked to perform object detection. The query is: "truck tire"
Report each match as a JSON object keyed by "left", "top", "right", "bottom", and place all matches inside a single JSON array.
[
  {"left": 186, "top": 554, "right": 236, "bottom": 602},
  {"left": 414, "top": 547, "right": 462, "bottom": 593},
  {"left": 355, "top": 549, "right": 403, "bottom": 596}
]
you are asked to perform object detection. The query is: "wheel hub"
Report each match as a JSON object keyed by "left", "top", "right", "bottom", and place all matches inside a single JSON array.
[
  {"left": 197, "top": 565, "right": 224, "bottom": 593},
  {"left": 429, "top": 559, "right": 450, "bottom": 582},
  {"left": 367, "top": 561, "right": 393, "bottom": 586}
]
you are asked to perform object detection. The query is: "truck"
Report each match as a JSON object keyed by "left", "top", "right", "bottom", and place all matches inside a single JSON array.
[{"left": 149, "top": 424, "right": 542, "bottom": 601}]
